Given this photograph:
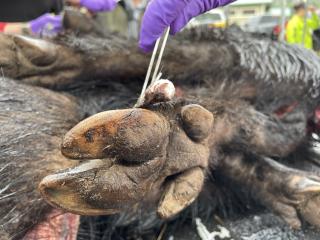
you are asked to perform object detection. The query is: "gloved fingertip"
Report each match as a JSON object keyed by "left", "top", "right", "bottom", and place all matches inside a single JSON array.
[
  {"left": 110, "top": 4, "right": 117, "bottom": 11},
  {"left": 106, "top": 0, "right": 117, "bottom": 11},
  {"left": 169, "top": 27, "right": 179, "bottom": 35},
  {"left": 170, "top": 15, "right": 187, "bottom": 35},
  {"left": 139, "top": 43, "right": 153, "bottom": 53},
  {"left": 112, "top": 0, "right": 118, "bottom": 7},
  {"left": 56, "top": 15, "right": 63, "bottom": 21}
]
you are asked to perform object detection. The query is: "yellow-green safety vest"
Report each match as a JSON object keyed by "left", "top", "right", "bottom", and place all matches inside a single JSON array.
[{"left": 286, "top": 13, "right": 319, "bottom": 50}]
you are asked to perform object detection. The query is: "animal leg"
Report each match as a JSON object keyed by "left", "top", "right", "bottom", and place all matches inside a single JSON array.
[
  {"left": 209, "top": 101, "right": 307, "bottom": 157},
  {"left": 218, "top": 153, "right": 320, "bottom": 229}
]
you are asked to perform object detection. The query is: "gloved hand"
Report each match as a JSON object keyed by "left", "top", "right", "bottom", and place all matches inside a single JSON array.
[
  {"left": 29, "top": 13, "right": 63, "bottom": 36},
  {"left": 80, "top": 0, "right": 117, "bottom": 12},
  {"left": 139, "top": 0, "right": 236, "bottom": 52}
]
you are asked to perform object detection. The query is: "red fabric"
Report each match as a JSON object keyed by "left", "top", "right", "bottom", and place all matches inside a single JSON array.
[
  {"left": 23, "top": 209, "right": 80, "bottom": 240},
  {"left": 0, "top": 22, "right": 7, "bottom": 32}
]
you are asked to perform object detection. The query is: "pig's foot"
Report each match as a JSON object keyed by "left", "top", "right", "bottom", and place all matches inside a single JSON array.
[
  {"left": 0, "top": 33, "right": 83, "bottom": 88},
  {"left": 220, "top": 155, "right": 320, "bottom": 229},
  {"left": 260, "top": 159, "right": 320, "bottom": 229},
  {"left": 40, "top": 80, "right": 212, "bottom": 219}
]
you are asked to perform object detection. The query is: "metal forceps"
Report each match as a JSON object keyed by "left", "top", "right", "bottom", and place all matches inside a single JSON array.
[{"left": 136, "top": 27, "right": 170, "bottom": 106}]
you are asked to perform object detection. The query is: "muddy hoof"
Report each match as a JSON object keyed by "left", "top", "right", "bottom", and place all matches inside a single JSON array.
[
  {"left": 263, "top": 170, "right": 320, "bottom": 229},
  {"left": 299, "top": 193, "right": 320, "bottom": 228},
  {"left": 40, "top": 80, "right": 212, "bottom": 218}
]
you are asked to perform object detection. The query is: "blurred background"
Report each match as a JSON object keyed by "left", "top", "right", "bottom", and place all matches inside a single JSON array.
[
  {"left": 98, "top": 0, "right": 320, "bottom": 52},
  {"left": 0, "top": 0, "right": 319, "bottom": 50}
]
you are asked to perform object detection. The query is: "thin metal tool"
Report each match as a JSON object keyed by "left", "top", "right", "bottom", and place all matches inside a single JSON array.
[{"left": 136, "top": 27, "right": 170, "bottom": 106}]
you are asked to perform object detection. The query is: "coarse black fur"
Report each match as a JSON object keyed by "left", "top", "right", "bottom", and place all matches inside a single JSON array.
[
  {"left": 0, "top": 78, "right": 80, "bottom": 239},
  {"left": 0, "top": 78, "right": 135, "bottom": 239},
  {"left": 53, "top": 26, "right": 320, "bottom": 114}
]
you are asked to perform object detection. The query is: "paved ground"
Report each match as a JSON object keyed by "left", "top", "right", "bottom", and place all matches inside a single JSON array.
[{"left": 169, "top": 212, "right": 320, "bottom": 240}]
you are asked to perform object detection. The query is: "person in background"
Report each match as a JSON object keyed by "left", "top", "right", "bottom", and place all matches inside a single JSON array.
[
  {"left": 0, "top": 0, "right": 118, "bottom": 36},
  {"left": 139, "top": 0, "right": 236, "bottom": 52},
  {"left": 286, "top": 2, "right": 319, "bottom": 50}
]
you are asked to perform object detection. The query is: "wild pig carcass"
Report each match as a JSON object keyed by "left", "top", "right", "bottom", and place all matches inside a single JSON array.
[{"left": 1, "top": 25, "right": 320, "bottom": 239}]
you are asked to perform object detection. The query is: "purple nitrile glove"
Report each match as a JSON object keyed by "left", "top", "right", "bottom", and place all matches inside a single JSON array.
[
  {"left": 29, "top": 13, "right": 63, "bottom": 36},
  {"left": 139, "top": 0, "right": 236, "bottom": 52},
  {"left": 80, "top": 0, "right": 117, "bottom": 12}
]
